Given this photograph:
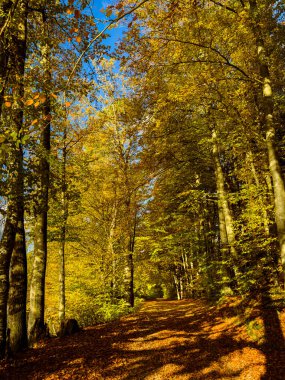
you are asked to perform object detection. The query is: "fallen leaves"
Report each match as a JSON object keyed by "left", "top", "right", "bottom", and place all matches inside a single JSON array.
[{"left": 1, "top": 300, "right": 285, "bottom": 379}]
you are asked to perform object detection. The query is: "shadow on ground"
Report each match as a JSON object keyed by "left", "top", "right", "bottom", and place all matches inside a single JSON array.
[{"left": 1, "top": 299, "right": 285, "bottom": 379}]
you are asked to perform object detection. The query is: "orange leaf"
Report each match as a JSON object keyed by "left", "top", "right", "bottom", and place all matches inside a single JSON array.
[
  {"left": 74, "top": 9, "right": 80, "bottom": 18},
  {"left": 31, "top": 119, "right": 38, "bottom": 125},
  {"left": 33, "top": 93, "right": 40, "bottom": 99},
  {"left": 25, "top": 99, "right": 34, "bottom": 106},
  {"left": 34, "top": 101, "right": 41, "bottom": 108},
  {"left": 116, "top": 2, "right": 123, "bottom": 10},
  {"left": 76, "top": 36, "right": 82, "bottom": 43},
  {"left": 51, "top": 93, "right": 57, "bottom": 99},
  {"left": 5, "top": 101, "right": 12, "bottom": 107},
  {"left": 106, "top": 8, "right": 113, "bottom": 17},
  {"left": 66, "top": 7, "right": 73, "bottom": 15},
  {"left": 39, "top": 95, "right": 46, "bottom": 103},
  {"left": 65, "top": 101, "right": 71, "bottom": 107}
]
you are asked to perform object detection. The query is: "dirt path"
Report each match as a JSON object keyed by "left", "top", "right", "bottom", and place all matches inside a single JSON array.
[{"left": 1, "top": 299, "right": 285, "bottom": 379}]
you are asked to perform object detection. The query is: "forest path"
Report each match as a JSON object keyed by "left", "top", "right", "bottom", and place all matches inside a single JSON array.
[{"left": 1, "top": 299, "right": 285, "bottom": 379}]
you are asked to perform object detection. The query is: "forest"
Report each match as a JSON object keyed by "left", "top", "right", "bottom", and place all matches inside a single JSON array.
[{"left": 0, "top": 0, "right": 285, "bottom": 369}]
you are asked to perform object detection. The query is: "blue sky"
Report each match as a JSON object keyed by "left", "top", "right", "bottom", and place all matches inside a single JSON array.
[{"left": 88, "top": 0, "right": 126, "bottom": 52}]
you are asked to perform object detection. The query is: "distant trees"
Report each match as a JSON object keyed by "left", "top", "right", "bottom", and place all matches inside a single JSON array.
[{"left": 117, "top": 0, "right": 285, "bottom": 298}]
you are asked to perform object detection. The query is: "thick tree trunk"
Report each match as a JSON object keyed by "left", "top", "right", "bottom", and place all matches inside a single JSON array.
[
  {"left": 0, "top": 0, "right": 27, "bottom": 358},
  {"left": 249, "top": 0, "right": 285, "bottom": 278},
  {"left": 28, "top": 12, "right": 51, "bottom": 342},
  {"left": 0, "top": 204, "right": 17, "bottom": 357},
  {"left": 7, "top": 215, "right": 27, "bottom": 353}
]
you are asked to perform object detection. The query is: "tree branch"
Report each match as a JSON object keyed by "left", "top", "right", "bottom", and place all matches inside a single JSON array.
[
  {"left": 146, "top": 36, "right": 251, "bottom": 80},
  {"left": 209, "top": 0, "right": 237, "bottom": 13},
  {"left": 66, "top": 0, "right": 150, "bottom": 87}
]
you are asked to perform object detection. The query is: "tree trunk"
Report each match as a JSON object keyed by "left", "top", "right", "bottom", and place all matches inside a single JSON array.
[
  {"left": 124, "top": 207, "right": 136, "bottom": 307},
  {"left": 109, "top": 200, "right": 118, "bottom": 299},
  {"left": 59, "top": 145, "right": 67, "bottom": 326},
  {"left": 7, "top": 215, "right": 27, "bottom": 353},
  {"left": 212, "top": 131, "right": 237, "bottom": 258},
  {"left": 0, "top": 0, "right": 12, "bottom": 116},
  {"left": 28, "top": 11, "right": 51, "bottom": 343},
  {"left": 249, "top": 0, "right": 285, "bottom": 279},
  {"left": 0, "top": 0, "right": 27, "bottom": 358}
]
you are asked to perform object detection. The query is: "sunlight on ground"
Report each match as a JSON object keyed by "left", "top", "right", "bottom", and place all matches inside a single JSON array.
[
  {"left": 199, "top": 348, "right": 266, "bottom": 380},
  {"left": 145, "top": 364, "right": 189, "bottom": 380}
]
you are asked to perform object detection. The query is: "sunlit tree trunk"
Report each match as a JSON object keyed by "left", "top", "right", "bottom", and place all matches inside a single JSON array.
[
  {"left": 212, "top": 131, "right": 237, "bottom": 253},
  {"left": 109, "top": 200, "right": 118, "bottom": 298},
  {"left": 246, "top": 150, "right": 270, "bottom": 235},
  {"left": 0, "top": 0, "right": 27, "bottom": 358},
  {"left": 59, "top": 143, "right": 67, "bottom": 326},
  {"left": 249, "top": 0, "right": 285, "bottom": 280},
  {"left": 28, "top": 10, "right": 51, "bottom": 343},
  {"left": 212, "top": 130, "right": 238, "bottom": 289}
]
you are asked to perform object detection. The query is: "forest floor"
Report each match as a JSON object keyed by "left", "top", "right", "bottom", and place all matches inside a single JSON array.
[{"left": 1, "top": 298, "right": 285, "bottom": 379}]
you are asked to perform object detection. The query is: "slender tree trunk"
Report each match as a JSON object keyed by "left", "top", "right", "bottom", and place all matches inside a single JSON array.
[
  {"left": 0, "top": 0, "right": 14, "bottom": 115},
  {"left": 212, "top": 131, "right": 237, "bottom": 257},
  {"left": 28, "top": 11, "right": 51, "bottom": 343},
  {"left": 0, "top": 0, "right": 27, "bottom": 358},
  {"left": 246, "top": 150, "right": 270, "bottom": 235},
  {"left": 124, "top": 205, "right": 136, "bottom": 307},
  {"left": 249, "top": 0, "right": 285, "bottom": 280},
  {"left": 109, "top": 200, "right": 117, "bottom": 298},
  {"left": 59, "top": 145, "right": 67, "bottom": 326}
]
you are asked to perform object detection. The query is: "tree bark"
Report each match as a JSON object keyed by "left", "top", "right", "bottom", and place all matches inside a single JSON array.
[
  {"left": 59, "top": 145, "right": 67, "bottom": 326},
  {"left": 212, "top": 131, "right": 237, "bottom": 258},
  {"left": 28, "top": 10, "right": 51, "bottom": 343},
  {"left": 249, "top": 0, "right": 285, "bottom": 278},
  {"left": 0, "top": 0, "right": 27, "bottom": 358},
  {"left": 7, "top": 215, "right": 27, "bottom": 353},
  {"left": 212, "top": 130, "right": 238, "bottom": 291}
]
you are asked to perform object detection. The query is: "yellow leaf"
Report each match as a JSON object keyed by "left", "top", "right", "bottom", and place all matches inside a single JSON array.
[
  {"left": 51, "top": 93, "right": 57, "bottom": 99},
  {"left": 31, "top": 119, "right": 38, "bottom": 125},
  {"left": 33, "top": 93, "right": 40, "bottom": 99},
  {"left": 25, "top": 99, "right": 34, "bottom": 106},
  {"left": 5, "top": 101, "right": 12, "bottom": 107},
  {"left": 76, "top": 36, "right": 81, "bottom": 43},
  {"left": 34, "top": 101, "right": 40, "bottom": 108}
]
